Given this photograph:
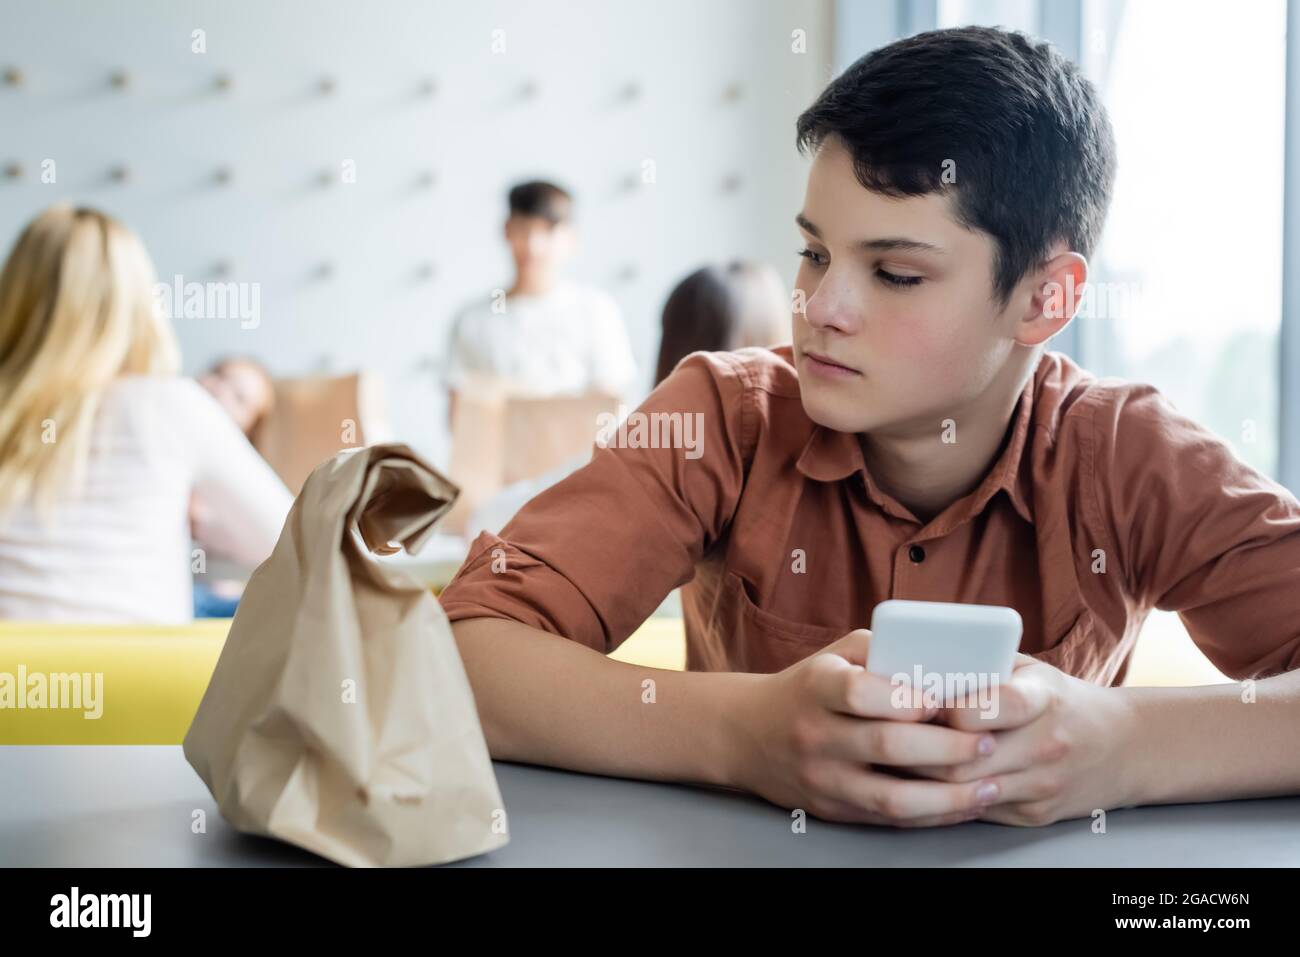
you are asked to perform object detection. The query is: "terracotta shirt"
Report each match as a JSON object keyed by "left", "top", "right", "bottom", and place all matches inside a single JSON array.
[{"left": 439, "top": 345, "right": 1300, "bottom": 683}]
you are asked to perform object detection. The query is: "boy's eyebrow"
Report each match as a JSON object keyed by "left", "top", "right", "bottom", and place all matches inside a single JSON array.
[{"left": 795, "top": 212, "right": 946, "bottom": 254}]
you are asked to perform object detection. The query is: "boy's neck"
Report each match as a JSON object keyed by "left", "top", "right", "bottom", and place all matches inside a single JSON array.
[
  {"left": 859, "top": 349, "right": 1039, "bottom": 524},
  {"left": 509, "top": 270, "right": 558, "bottom": 298}
]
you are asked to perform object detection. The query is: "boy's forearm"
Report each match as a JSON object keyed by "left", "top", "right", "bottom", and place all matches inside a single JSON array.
[
  {"left": 450, "top": 616, "right": 758, "bottom": 789},
  {"left": 1121, "top": 668, "right": 1300, "bottom": 806}
]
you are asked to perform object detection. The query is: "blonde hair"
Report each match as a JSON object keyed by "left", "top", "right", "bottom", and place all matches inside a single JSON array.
[{"left": 0, "top": 204, "right": 180, "bottom": 516}]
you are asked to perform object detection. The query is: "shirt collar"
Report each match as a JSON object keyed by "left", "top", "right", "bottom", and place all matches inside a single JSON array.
[{"left": 796, "top": 369, "right": 1037, "bottom": 527}]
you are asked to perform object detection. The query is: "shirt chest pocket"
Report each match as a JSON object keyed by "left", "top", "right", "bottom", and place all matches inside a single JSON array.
[{"left": 718, "top": 571, "right": 848, "bottom": 673}]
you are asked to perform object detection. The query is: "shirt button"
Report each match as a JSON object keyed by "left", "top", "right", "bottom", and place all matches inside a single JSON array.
[{"left": 908, "top": 544, "right": 926, "bottom": 563}]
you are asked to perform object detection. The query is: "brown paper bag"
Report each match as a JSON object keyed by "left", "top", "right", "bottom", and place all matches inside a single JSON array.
[
  {"left": 253, "top": 370, "right": 393, "bottom": 495},
  {"left": 443, "top": 375, "right": 617, "bottom": 534},
  {"left": 183, "top": 443, "right": 508, "bottom": 867}
]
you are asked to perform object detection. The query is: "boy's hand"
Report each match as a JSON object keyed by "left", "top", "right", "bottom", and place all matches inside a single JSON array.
[
  {"left": 906, "top": 654, "right": 1141, "bottom": 826},
  {"left": 729, "top": 629, "right": 1005, "bottom": 827}
]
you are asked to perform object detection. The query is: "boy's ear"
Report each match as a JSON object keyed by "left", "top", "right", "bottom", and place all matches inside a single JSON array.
[{"left": 1017, "top": 251, "right": 1089, "bottom": 347}]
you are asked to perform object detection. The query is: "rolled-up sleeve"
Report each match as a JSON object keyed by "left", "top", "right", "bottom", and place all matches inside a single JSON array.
[
  {"left": 1087, "top": 383, "right": 1300, "bottom": 680},
  {"left": 438, "top": 351, "right": 753, "bottom": 653}
]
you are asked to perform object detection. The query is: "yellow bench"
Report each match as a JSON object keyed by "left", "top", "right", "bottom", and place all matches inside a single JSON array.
[
  {"left": 0, "top": 610, "right": 1228, "bottom": 745},
  {"left": 0, "top": 617, "right": 686, "bottom": 745}
]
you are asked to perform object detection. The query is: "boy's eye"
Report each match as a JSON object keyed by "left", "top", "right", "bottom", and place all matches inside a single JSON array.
[
  {"left": 796, "top": 247, "right": 827, "bottom": 267},
  {"left": 877, "top": 268, "right": 923, "bottom": 288}
]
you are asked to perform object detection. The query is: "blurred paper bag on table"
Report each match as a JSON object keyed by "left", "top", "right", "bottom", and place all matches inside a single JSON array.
[{"left": 183, "top": 443, "right": 508, "bottom": 867}]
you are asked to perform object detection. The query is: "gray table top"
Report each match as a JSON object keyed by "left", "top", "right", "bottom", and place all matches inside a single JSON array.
[{"left": 2, "top": 746, "right": 1297, "bottom": 867}]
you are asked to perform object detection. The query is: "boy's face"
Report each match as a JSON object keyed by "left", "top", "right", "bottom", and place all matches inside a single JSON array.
[
  {"left": 793, "top": 137, "right": 1027, "bottom": 435},
  {"left": 505, "top": 214, "right": 574, "bottom": 274}
]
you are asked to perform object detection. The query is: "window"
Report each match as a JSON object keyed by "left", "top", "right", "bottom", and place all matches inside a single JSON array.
[
  {"left": 1079, "top": 0, "right": 1287, "bottom": 481},
  {"left": 938, "top": 0, "right": 1039, "bottom": 34}
]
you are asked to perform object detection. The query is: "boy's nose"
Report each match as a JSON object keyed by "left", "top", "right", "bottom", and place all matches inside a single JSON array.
[{"left": 804, "top": 287, "right": 862, "bottom": 335}]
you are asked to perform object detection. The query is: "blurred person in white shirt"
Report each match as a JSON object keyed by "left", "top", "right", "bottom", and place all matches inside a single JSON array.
[
  {"left": 0, "top": 205, "right": 292, "bottom": 623},
  {"left": 445, "top": 180, "right": 637, "bottom": 423},
  {"left": 192, "top": 354, "right": 280, "bottom": 616}
]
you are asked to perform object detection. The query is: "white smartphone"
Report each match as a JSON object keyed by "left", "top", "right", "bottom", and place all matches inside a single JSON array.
[{"left": 865, "top": 599, "right": 1022, "bottom": 688}]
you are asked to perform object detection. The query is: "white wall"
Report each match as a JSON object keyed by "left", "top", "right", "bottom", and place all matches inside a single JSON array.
[{"left": 0, "top": 0, "right": 833, "bottom": 464}]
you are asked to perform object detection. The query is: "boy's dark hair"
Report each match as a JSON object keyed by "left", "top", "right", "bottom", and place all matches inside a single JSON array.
[
  {"left": 508, "top": 180, "right": 573, "bottom": 224},
  {"left": 795, "top": 26, "right": 1116, "bottom": 305}
]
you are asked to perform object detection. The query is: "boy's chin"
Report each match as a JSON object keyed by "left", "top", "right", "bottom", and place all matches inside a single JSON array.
[{"left": 799, "top": 389, "right": 879, "bottom": 435}]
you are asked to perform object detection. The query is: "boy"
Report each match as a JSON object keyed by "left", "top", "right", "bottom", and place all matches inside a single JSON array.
[
  {"left": 444, "top": 180, "right": 638, "bottom": 423},
  {"left": 439, "top": 27, "right": 1300, "bottom": 828}
]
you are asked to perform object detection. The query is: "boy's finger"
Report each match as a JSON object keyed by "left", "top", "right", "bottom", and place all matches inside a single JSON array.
[
  {"left": 820, "top": 627, "right": 872, "bottom": 666},
  {"left": 826, "top": 765, "right": 999, "bottom": 820},
  {"left": 905, "top": 723, "right": 1042, "bottom": 781},
  {"left": 821, "top": 713, "right": 991, "bottom": 767},
  {"left": 935, "top": 672, "right": 1054, "bottom": 731},
  {"left": 812, "top": 658, "right": 937, "bottom": 722}
]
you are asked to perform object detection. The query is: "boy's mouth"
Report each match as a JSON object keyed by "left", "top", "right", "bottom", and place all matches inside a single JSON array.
[{"left": 801, "top": 349, "right": 862, "bottom": 378}]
